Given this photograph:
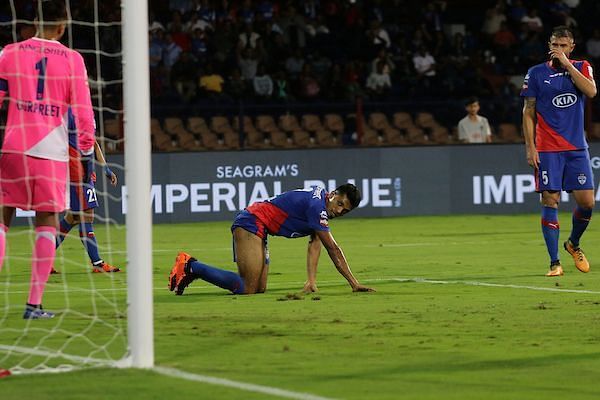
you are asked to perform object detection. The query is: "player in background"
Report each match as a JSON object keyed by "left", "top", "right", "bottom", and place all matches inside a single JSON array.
[
  {"left": 0, "top": 1, "right": 96, "bottom": 318},
  {"left": 168, "top": 184, "right": 375, "bottom": 295},
  {"left": 521, "top": 25, "right": 597, "bottom": 277},
  {"left": 51, "top": 109, "right": 120, "bottom": 274}
]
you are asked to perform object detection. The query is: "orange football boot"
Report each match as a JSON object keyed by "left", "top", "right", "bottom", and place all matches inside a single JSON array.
[
  {"left": 545, "top": 262, "right": 564, "bottom": 277},
  {"left": 92, "top": 262, "right": 121, "bottom": 273},
  {"left": 564, "top": 240, "right": 590, "bottom": 273},
  {"left": 168, "top": 252, "right": 193, "bottom": 295}
]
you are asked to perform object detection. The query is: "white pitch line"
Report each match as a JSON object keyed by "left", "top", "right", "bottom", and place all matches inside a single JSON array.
[
  {"left": 389, "top": 277, "right": 600, "bottom": 294},
  {"left": 0, "top": 347, "right": 335, "bottom": 400},
  {"left": 2, "top": 276, "right": 600, "bottom": 296},
  {"left": 153, "top": 366, "right": 337, "bottom": 400}
]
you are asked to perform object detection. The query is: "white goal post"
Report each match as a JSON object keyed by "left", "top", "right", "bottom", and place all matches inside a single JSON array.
[{"left": 122, "top": 0, "right": 154, "bottom": 368}]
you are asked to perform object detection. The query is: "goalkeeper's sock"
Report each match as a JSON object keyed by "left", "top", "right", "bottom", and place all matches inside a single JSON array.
[
  {"left": 0, "top": 224, "right": 7, "bottom": 272},
  {"left": 541, "top": 206, "right": 560, "bottom": 263},
  {"left": 27, "top": 226, "right": 56, "bottom": 305},
  {"left": 79, "top": 222, "right": 103, "bottom": 265},
  {"left": 187, "top": 260, "right": 245, "bottom": 294},
  {"left": 55, "top": 218, "right": 73, "bottom": 248},
  {"left": 569, "top": 206, "right": 592, "bottom": 247}
]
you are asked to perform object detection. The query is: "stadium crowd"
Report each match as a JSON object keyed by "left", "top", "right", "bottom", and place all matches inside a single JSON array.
[{"left": 1, "top": 0, "right": 600, "bottom": 149}]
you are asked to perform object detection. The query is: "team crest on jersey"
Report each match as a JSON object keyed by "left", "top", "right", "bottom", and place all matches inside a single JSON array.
[
  {"left": 313, "top": 187, "right": 323, "bottom": 199},
  {"left": 319, "top": 210, "right": 329, "bottom": 227},
  {"left": 578, "top": 174, "right": 587, "bottom": 185}
]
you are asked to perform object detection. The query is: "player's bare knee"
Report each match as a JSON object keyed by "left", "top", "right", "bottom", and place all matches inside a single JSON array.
[{"left": 541, "top": 192, "right": 560, "bottom": 208}]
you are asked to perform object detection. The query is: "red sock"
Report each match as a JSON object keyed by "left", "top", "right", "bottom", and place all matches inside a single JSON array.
[
  {"left": 27, "top": 226, "right": 57, "bottom": 305},
  {"left": 0, "top": 224, "right": 6, "bottom": 273}
]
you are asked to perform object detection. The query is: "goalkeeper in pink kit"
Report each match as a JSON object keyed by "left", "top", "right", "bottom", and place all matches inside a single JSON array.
[{"left": 0, "top": 1, "right": 95, "bottom": 319}]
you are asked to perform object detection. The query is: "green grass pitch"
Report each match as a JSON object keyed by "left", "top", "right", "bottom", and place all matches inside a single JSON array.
[{"left": 1, "top": 214, "right": 600, "bottom": 399}]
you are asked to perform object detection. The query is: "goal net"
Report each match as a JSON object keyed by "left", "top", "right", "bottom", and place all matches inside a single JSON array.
[{"left": 0, "top": 0, "right": 150, "bottom": 375}]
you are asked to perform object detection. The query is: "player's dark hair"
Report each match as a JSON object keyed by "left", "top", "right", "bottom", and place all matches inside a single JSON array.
[
  {"left": 36, "top": 0, "right": 67, "bottom": 23},
  {"left": 465, "top": 96, "right": 479, "bottom": 106},
  {"left": 335, "top": 183, "right": 362, "bottom": 209},
  {"left": 551, "top": 25, "right": 574, "bottom": 41}
]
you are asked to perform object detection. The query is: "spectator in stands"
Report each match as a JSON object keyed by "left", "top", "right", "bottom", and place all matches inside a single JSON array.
[
  {"left": 274, "top": 70, "right": 291, "bottom": 101},
  {"left": 279, "top": 5, "right": 307, "bottom": 48},
  {"left": 521, "top": 8, "right": 543, "bottom": 33},
  {"left": 371, "top": 47, "right": 395, "bottom": 74},
  {"left": 163, "top": 33, "right": 183, "bottom": 72},
  {"left": 508, "top": 0, "right": 527, "bottom": 24},
  {"left": 481, "top": 3, "right": 507, "bottom": 37},
  {"left": 297, "top": 63, "right": 321, "bottom": 99},
  {"left": 368, "top": 20, "right": 391, "bottom": 49},
  {"left": 366, "top": 60, "right": 391, "bottom": 100},
  {"left": 199, "top": 62, "right": 225, "bottom": 98},
  {"left": 311, "top": 50, "right": 332, "bottom": 82},
  {"left": 171, "top": 51, "right": 198, "bottom": 103},
  {"left": 149, "top": 24, "right": 166, "bottom": 70},
  {"left": 285, "top": 48, "right": 305, "bottom": 79},
  {"left": 238, "top": 22, "right": 260, "bottom": 50},
  {"left": 212, "top": 19, "right": 237, "bottom": 64},
  {"left": 256, "top": 1, "right": 275, "bottom": 21},
  {"left": 190, "top": 27, "right": 208, "bottom": 62},
  {"left": 413, "top": 45, "right": 436, "bottom": 94},
  {"left": 169, "top": 0, "right": 194, "bottom": 15},
  {"left": 457, "top": 97, "right": 492, "bottom": 143},
  {"left": 253, "top": 64, "right": 273, "bottom": 100},
  {"left": 225, "top": 67, "right": 249, "bottom": 100},
  {"left": 585, "top": 28, "right": 600, "bottom": 65},
  {"left": 519, "top": 32, "right": 545, "bottom": 67},
  {"left": 238, "top": 47, "right": 259, "bottom": 80}
]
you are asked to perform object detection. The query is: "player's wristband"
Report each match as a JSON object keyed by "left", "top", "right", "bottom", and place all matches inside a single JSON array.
[{"left": 104, "top": 166, "right": 113, "bottom": 178}]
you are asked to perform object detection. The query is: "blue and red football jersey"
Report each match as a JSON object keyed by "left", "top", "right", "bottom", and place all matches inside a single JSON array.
[
  {"left": 246, "top": 186, "right": 330, "bottom": 238},
  {"left": 520, "top": 60, "right": 593, "bottom": 152}
]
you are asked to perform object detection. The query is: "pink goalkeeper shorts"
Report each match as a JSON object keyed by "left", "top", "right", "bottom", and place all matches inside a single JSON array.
[{"left": 0, "top": 153, "right": 68, "bottom": 212}]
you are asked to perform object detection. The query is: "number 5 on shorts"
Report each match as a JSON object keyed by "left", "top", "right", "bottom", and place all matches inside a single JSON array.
[{"left": 541, "top": 170, "right": 549, "bottom": 185}]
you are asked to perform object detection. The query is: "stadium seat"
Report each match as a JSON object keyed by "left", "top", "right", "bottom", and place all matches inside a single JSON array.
[
  {"left": 323, "top": 114, "right": 344, "bottom": 139},
  {"left": 497, "top": 123, "right": 522, "bottom": 143},
  {"left": 211, "top": 116, "right": 241, "bottom": 150},
  {"left": 591, "top": 122, "right": 600, "bottom": 141},
  {"left": 232, "top": 116, "right": 272, "bottom": 149},
  {"left": 187, "top": 117, "right": 224, "bottom": 150},
  {"left": 150, "top": 118, "right": 179, "bottom": 152},
  {"left": 404, "top": 126, "right": 428, "bottom": 145},
  {"left": 164, "top": 117, "right": 204, "bottom": 151},
  {"left": 429, "top": 126, "right": 452, "bottom": 145},
  {"left": 368, "top": 112, "right": 406, "bottom": 146},
  {"left": 278, "top": 114, "right": 313, "bottom": 148},
  {"left": 392, "top": 112, "right": 416, "bottom": 130},
  {"left": 100, "top": 118, "right": 122, "bottom": 153},
  {"left": 256, "top": 115, "right": 293, "bottom": 148},
  {"left": 301, "top": 114, "right": 337, "bottom": 147},
  {"left": 349, "top": 113, "right": 381, "bottom": 146}
]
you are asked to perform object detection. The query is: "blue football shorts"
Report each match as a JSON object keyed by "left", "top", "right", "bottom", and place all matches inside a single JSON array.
[
  {"left": 70, "top": 157, "right": 99, "bottom": 212},
  {"left": 230, "top": 210, "right": 269, "bottom": 264},
  {"left": 536, "top": 149, "right": 595, "bottom": 192}
]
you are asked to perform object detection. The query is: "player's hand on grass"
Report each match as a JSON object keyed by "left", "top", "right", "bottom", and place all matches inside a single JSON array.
[
  {"left": 352, "top": 284, "right": 375, "bottom": 292},
  {"left": 303, "top": 280, "right": 318, "bottom": 293}
]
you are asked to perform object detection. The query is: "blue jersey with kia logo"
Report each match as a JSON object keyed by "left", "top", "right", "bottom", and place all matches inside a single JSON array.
[
  {"left": 246, "top": 186, "right": 330, "bottom": 238},
  {"left": 520, "top": 60, "right": 592, "bottom": 152}
]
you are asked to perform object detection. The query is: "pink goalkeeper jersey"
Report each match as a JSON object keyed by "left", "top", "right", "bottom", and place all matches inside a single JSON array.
[{"left": 0, "top": 37, "right": 95, "bottom": 161}]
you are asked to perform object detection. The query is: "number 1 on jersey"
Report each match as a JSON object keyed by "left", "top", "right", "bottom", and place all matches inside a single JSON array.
[{"left": 35, "top": 57, "right": 48, "bottom": 100}]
